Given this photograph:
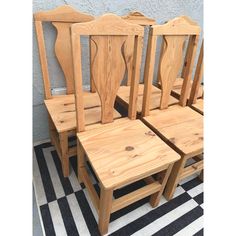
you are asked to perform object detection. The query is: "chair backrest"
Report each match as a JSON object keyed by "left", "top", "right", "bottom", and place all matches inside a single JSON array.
[
  {"left": 189, "top": 40, "right": 204, "bottom": 105},
  {"left": 89, "top": 12, "right": 156, "bottom": 92},
  {"left": 71, "top": 14, "right": 144, "bottom": 132},
  {"left": 34, "top": 5, "right": 94, "bottom": 99},
  {"left": 142, "top": 16, "right": 201, "bottom": 116}
]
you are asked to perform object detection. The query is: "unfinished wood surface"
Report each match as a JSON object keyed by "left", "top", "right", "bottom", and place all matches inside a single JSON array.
[
  {"left": 34, "top": 5, "right": 94, "bottom": 22},
  {"left": 52, "top": 22, "right": 75, "bottom": 94},
  {"left": 122, "top": 11, "right": 156, "bottom": 26},
  {"left": 142, "top": 30, "right": 157, "bottom": 116},
  {"left": 189, "top": 41, "right": 204, "bottom": 104},
  {"left": 72, "top": 14, "right": 144, "bottom": 128},
  {"left": 111, "top": 181, "right": 162, "bottom": 213},
  {"left": 59, "top": 132, "right": 69, "bottom": 176},
  {"left": 128, "top": 35, "right": 143, "bottom": 120},
  {"left": 170, "top": 77, "right": 203, "bottom": 99},
  {"left": 89, "top": 36, "right": 96, "bottom": 93},
  {"left": 142, "top": 105, "right": 203, "bottom": 157},
  {"left": 179, "top": 35, "right": 199, "bottom": 106},
  {"left": 71, "top": 13, "right": 144, "bottom": 36},
  {"left": 98, "top": 187, "right": 113, "bottom": 235},
  {"left": 159, "top": 35, "right": 186, "bottom": 109},
  {"left": 34, "top": 5, "right": 95, "bottom": 98},
  {"left": 77, "top": 118, "right": 180, "bottom": 189},
  {"left": 45, "top": 94, "right": 121, "bottom": 133},
  {"left": 152, "top": 16, "right": 201, "bottom": 35},
  {"left": 34, "top": 21, "right": 51, "bottom": 99},
  {"left": 180, "top": 160, "right": 203, "bottom": 179},
  {"left": 90, "top": 35, "right": 127, "bottom": 123},
  {"left": 124, "top": 35, "right": 135, "bottom": 86},
  {"left": 191, "top": 98, "right": 204, "bottom": 115},
  {"left": 149, "top": 163, "right": 173, "bottom": 207},
  {"left": 117, "top": 84, "right": 178, "bottom": 113}
]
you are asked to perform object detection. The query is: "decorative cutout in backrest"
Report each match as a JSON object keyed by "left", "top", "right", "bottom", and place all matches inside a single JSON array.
[
  {"left": 52, "top": 22, "right": 75, "bottom": 94},
  {"left": 71, "top": 14, "right": 144, "bottom": 130},
  {"left": 153, "top": 16, "right": 200, "bottom": 109},
  {"left": 91, "top": 36, "right": 127, "bottom": 123},
  {"left": 159, "top": 35, "right": 186, "bottom": 109},
  {"left": 34, "top": 5, "right": 94, "bottom": 98}
]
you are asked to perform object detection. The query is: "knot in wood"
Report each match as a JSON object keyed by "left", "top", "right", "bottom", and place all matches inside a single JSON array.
[
  {"left": 125, "top": 146, "right": 134, "bottom": 151},
  {"left": 145, "top": 131, "right": 155, "bottom": 137}
]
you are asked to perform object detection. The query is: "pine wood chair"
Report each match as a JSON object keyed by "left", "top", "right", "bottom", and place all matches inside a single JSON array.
[
  {"left": 71, "top": 14, "right": 180, "bottom": 235},
  {"left": 157, "top": 19, "right": 204, "bottom": 100},
  {"left": 34, "top": 5, "right": 121, "bottom": 177},
  {"left": 188, "top": 40, "right": 204, "bottom": 115},
  {"left": 116, "top": 12, "right": 179, "bottom": 114},
  {"left": 141, "top": 16, "right": 203, "bottom": 200}
]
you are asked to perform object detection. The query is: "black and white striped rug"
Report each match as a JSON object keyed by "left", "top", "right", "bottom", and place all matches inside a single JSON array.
[{"left": 33, "top": 142, "right": 203, "bottom": 236}]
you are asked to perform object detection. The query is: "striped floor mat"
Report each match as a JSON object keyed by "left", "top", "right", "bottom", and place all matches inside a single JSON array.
[{"left": 33, "top": 142, "right": 203, "bottom": 236}]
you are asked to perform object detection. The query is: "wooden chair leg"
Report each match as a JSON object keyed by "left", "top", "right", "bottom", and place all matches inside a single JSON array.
[
  {"left": 164, "top": 155, "right": 187, "bottom": 200},
  {"left": 59, "top": 132, "right": 69, "bottom": 177},
  {"left": 98, "top": 187, "right": 113, "bottom": 236},
  {"left": 77, "top": 139, "right": 86, "bottom": 183},
  {"left": 199, "top": 170, "right": 203, "bottom": 181},
  {"left": 48, "top": 115, "right": 55, "bottom": 146},
  {"left": 150, "top": 163, "right": 174, "bottom": 207}
]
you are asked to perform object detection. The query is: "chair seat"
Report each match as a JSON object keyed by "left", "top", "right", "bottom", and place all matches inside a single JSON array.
[
  {"left": 171, "top": 78, "right": 203, "bottom": 99},
  {"left": 142, "top": 105, "right": 203, "bottom": 157},
  {"left": 77, "top": 118, "right": 180, "bottom": 189},
  {"left": 45, "top": 93, "right": 121, "bottom": 133},
  {"left": 116, "top": 84, "right": 178, "bottom": 113},
  {"left": 190, "top": 98, "right": 204, "bottom": 115}
]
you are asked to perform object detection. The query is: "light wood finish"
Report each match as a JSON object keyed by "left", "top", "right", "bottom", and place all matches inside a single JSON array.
[
  {"left": 142, "top": 16, "right": 203, "bottom": 200},
  {"left": 117, "top": 84, "right": 178, "bottom": 114},
  {"left": 45, "top": 94, "right": 121, "bottom": 133},
  {"left": 72, "top": 14, "right": 180, "bottom": 235},
  {"left": 77, "top": 118, "right": 180, "bottom": 189},
  {"left": 191, "top": 98, "right": 204, "bottom": 115},
  {"left": 189, "top": 41, "right": 204, "bottom": 115},
  {"left": 159, "top": 35, "right": 186, "bottom": 109},
  {"left": 179, "top": 35, "right": 199, "bottom": 106},
  {"left": 122, "top": 11, "right": 156, "bottom": 26},
  {"left": 143, "top": 105, "right": 203, "bottom": 156},
  {"left": 170, "top": 77, "right": 203, "bottom": 99},
  {"left": 152, "top": 16, "right": 200, "bottom": 35},
  {"left": 34, "top": 5, "right": 94, "bottom": 22},
  {"left": 34, "top": 6, "right": 100, "bottom": 177},
  {"left": 34, "top": 5, "right": 95, "bottom": 98}
]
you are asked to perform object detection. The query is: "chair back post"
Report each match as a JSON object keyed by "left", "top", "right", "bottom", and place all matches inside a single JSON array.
[
  {"left": 34, "top": 5, "right": 94, "bottom": 99},
  {"left": 142, "top": 16, "right": 201, "bottom": 114},
  {"left": 188, "top": 40, "right": 204, "bottom": 105},
  {"left": 71, "top": 14, "right": 144, "bottom": 132}
]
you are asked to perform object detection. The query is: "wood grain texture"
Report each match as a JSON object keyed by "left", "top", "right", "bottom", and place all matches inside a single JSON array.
[
  {"left": 142, "top": 30, "right": 157, "bottom": 116},
  {"left": 77, "top": 118, "right": 180, "bottom": 189},
  {"left": 34, "top": 5, "right": 94, "bottom": 22},
  {"left": 159, "top": 35, "right": 186, "bottom": 109},
  {"left": 117, "top": 84, "right": 178, "bottom": 113},
  {"left": 44, "top": 94, "right": 121, "bottom": 132},
  {"left": 152, "top": 16, "right": 200, "bottom": 35},
  {"left": 122, "top": 11, "right": 156, "bottom": 26},
  {"left": 34, "top": 21, "right": 51, "bottom": 99},
  {"left": 52, "top": 22, "right": 74, "bottom": 94},
  {"left": 142, "top": 105, "right": 203, "bottom": 157},
  {"left": 90, "top": 35, "right": 127, "bottom": 123},
  {"left": 189, "top": 41, "right": 204, "bottom": 104},
  {"left": 71, "top": 13, "right": 144, "bottom": 36},
  {"left": 190, "top": 98, "right": 203, "bottom": 115},
  {"left": 179, "top": 35, "right": 199, "bottom": 106}
]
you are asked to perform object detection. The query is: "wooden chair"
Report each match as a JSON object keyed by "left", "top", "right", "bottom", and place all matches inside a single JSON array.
[
  {"left": 157, "top": 19, "right": 204, "bottom": 100},
  {"left": 34, "top": 5, "right": 121, "bottom": 177},
  {"left": 116, "top": 12, "right": 179, "bottom": 114},
  {"left": 188, "top": 41, "right": 204, "bottom": 115},
  {"left": 141, "top": 16, "right": 203, "bottom": 200},
  {"left": 71, "top": 14, "right": 180, "bottom": 235}
]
